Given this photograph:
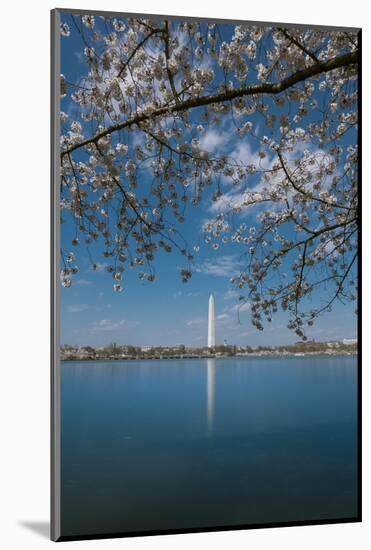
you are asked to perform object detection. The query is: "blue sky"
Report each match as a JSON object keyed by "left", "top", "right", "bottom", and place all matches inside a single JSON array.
[{"left": 60, "top": 14, "right": 357, "bottom": 347}]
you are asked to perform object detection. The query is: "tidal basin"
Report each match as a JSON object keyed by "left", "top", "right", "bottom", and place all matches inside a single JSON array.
[{"left": 61, "top": 355, "right": 358, "bottom": 537}]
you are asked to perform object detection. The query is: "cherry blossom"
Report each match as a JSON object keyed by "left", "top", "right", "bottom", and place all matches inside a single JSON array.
[{"left": 59, "top": 14, "right": 358, "bottom": 337}]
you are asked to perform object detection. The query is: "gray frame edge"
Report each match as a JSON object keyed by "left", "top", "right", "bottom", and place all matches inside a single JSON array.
[
  {"left": 55, "top": 7, "right": 360, "bottom": 32},
  {"left": 51, "top": 8, "right": 61, "bottom": 543}
]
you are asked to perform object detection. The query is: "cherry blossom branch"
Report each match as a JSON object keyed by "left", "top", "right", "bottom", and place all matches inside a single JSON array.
[
  {"left": 61, "top": 50, "right": 357, "bottom": 158},
  {"left": 277, "top": 28, "right": 319, "bottom": 64},
  {"left": 277, "top": 151, "right": 352, "bottom": 211}
]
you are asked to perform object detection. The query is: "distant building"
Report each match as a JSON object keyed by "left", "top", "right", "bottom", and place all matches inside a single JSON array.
[
  {"left": 76, "top": 348, "right": 94, "bottom": 359},
  {"left": 141, "top": 345, "right": 153, "bottom": 352},
  {"left": 327, "top": 342, "right": 340, "bottom": 348},
  {"left": 343, "top": 338, "right": 357, "bottom": 345},
  {"left": 295, "top": 339, "right": 315, "bottom": 346}
]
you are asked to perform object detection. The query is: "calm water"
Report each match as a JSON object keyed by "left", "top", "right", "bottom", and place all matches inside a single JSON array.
[{"left": 61, "top": 356, "right": 358, "bottom": 537}]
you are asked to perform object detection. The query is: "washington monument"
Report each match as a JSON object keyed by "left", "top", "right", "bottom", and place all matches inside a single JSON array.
[{"left": 208, "top": 294, "right": 215, "bottom": 348}]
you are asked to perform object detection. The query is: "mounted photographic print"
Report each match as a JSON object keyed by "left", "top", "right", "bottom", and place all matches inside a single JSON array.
[{"left": 51, "top": 8, "right": 361, "bottom": 541}]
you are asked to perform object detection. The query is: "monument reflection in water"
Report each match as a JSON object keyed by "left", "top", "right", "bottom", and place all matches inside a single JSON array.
[
  {"left": 206, "top": 358, "right": 216, "bottom": 434},
  {"left": 206, "top": 294, "right": 216, "bottom": 434}
]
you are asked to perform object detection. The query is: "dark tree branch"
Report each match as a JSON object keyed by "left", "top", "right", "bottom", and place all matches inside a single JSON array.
[
  {"left": 61, "top": 50, "right": 358, "bottom": 158},
  {"left": 277, "top": 150, "right": 352, "bottom": 211},
  {"left": 163, "top": 20, "right": 181, "bottom": 106},
  {"left": 278, "top": 28, "right": 319, "bottom": 64},
  {"left": 117, "top": 27, "right": 164, "bottom": 79}
]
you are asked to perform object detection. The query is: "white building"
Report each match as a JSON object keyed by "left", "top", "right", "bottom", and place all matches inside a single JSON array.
[
  {"left": 141, "top": 345, "right": 153, "bottom": 352},
  {"left": 343, "top": 338, "right": 357, "bottom": 346}
]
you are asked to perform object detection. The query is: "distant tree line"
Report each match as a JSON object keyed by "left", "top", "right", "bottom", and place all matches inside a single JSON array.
[{"left": 60, "top": 339, "right": 356, "bottom": 360}]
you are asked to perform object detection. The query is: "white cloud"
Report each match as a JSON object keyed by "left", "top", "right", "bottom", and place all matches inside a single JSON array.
[
  {"left": 200, "top": 129, "right": 227, "bottom": 152},
  {"left": 208, "top": 187, "right": 246, "bottom": 214},
  {"left": 231, "top": 302, "right": 250, "bottom": 313},
  {"left": 173, "top": 290, "right": 202, "bottom": 299},
  {"left": 207, "top": 141, "right": 272, "bottom": 215},
  {"left": 67, "top": 304, "right": 88, "bottom": 313},
  {"left": 74, "top": 278, "right": 93, "bottom": 286},
  {"left": 195, "top": 255, "right": 244, "bottom": 278},
  {"left": 186, "top": 317, "right": 206, "bottom": 328},
  {"left": 73, "top": 51, "right": 84, "bottom": 64},
  {"left": 187, "top": 307, "right": 249, "bottom": 335},
  {"left": 91, "top": 319, "right": 140, "bottom": 332},
  {"left": 208, "top": 140, "right": 334, "bottom": 216},
  {"left": 90, "top": 262, "right": 108, "bottom": 273},
  {"left": 224, "top": 289, "right": 239, "bottom": 301},
  {"left": 216, "top": 313, "right": 231, "bottom": 324},
  {"left": 230, "top": 141, "right": 257, "bottom": 165},
  {"left": 231, "top": 141, "right": 275, "bottom": 169}
]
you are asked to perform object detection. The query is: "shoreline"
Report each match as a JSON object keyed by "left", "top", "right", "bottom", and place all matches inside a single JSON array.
[{"left": 61, "top": 351, "right": 357, "bottom": 362}]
